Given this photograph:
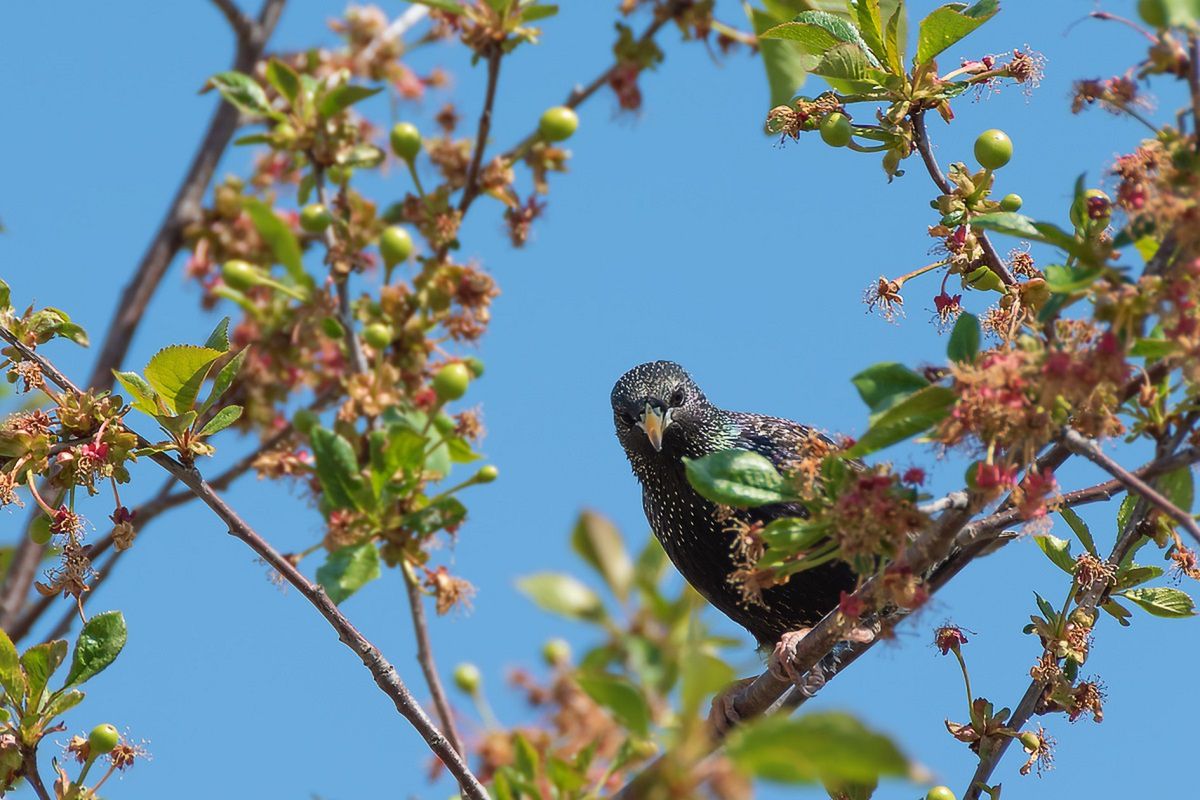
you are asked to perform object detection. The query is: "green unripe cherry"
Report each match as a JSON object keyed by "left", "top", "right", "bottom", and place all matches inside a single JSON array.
[
  {"left": 390, "top": 122, "right": 423, "bottom": 161},
  {"left": 1000, "top": 193, "right": 1023, "bottom": 212},
  {"left": 29, "top": 516, "right": 52, "bottom": 545},
  {"left": 1019, "top": 731, "right": 1042, "bottom": 752},
  {"left": 362, "top": 322, "right": 394, "bottom": 350},
  {"left": 542, "top": 638, "right": 571, "bottom": 666},
  {"left": 974, "top": 129, "right": 1013, "bottom": 170},
  {"left": 926, "top": 787, "right": 956, "bottom": 800},
  {"left": 300, "top": 203, "right": 333, "bottom": 233},
  {"left": 221, "top": 260, "right": 262, "bottom": 292},
  {"left": 819, "top": 112, "right": 853, "bottom": 147},
  {"left": 464, "top": 356, "right": 485, "bottom": 377},
  {"left": 432, "top": 362, "right": 471, "bottom": 402},
  {"left": 292, "top": 409, "right": 319, "bottom": 435},
  {"left": 88, "top": 724, "right": 120, "bottom": 755},
  {"left": 379, "top": 226, "right": 414, "bottom": 267},
  {"left": 1138, "top": 0, "right": 1169, "bottom": 28},
  {"left": 327, "top": 165, "right": 353, "bottom": 185},
  {"left": 453, "top": 663, "right": 481, "bottom": 694},
  {"left": 1070, "top": 188, "right": 1112, "bottom": 228},
  {"left": 475, "top": 465, "right": 499, "bottom": 483},
  {"left": 539, "top": 106, "right": 579, "bottom": 142}
]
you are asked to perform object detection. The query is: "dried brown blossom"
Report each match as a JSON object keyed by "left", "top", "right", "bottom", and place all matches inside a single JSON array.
[{"left": 424, "top": 566, "right": 476, "bottom": 615}]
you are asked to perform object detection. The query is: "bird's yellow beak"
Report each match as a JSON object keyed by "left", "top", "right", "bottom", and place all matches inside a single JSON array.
[{"left": 637, "top": 403, "right": 671, "bottom": 452}]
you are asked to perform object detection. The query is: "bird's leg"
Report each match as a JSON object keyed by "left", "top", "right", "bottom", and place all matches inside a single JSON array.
[
  {"left": 706, "top": 676, "right": 757, "bottom": 737},
  {"left": 768, "top": 625, "right": 877, "bottom": 694}
]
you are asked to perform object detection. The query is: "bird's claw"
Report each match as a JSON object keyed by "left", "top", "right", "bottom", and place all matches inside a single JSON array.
[
  {"left": 769, "top": 625, "right": 878, "bottom": 695},
  {"left": 707, "top": 677, "right": 756, "bottom": 738}
]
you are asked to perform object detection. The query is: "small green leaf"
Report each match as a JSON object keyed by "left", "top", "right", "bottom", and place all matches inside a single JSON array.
[
  {"left": 683, "top": 449, "right": 791, "bottom": 507},
  {"left": 517, "top": 573, "right": 605, "bottom": 621},
  {"left": 749, "top": 7, "right": 818, "bottom": 109},
  {"left": 1159, "top": 467, "right": 1195, "bottom": 513},
  {"left": 317, "top": 542, "right": 381, "bottom": 604},
  {"left": 209, "top": 71, "right": 273, "bottom": 116},
  {"left": 1058, "top": 507, "right": 1097, "bottom": 556},
  {"left": 200, "top": 348, "right": 247, "bottom": 413},
  {"left": 0, "top": 629, "right": 26, "bottom": 704},
  {"left": 203, "top": 317, "right": 231, "bottom": 352},
  {"left": 198, "top": 405, "right": 243, "bottom": 437},
  {"left": 1115, "top": 564, "right": 1164, "bottom": 590},
  {"left": 65, "top": 611, "right": 127, "bottom": 686},
  {"left": 576, "top": 673, "right": 651, "bottom": 736},
  {"left": 144, "top": 345, "right": 224, "bottom": 414},
  {"left": 854, "top": 0, "right": 891, "bottom": 68},
  {"left": 265, "top": 59, "right": 301, "bottom": 104},
  {"left": 42, "top": 689, "right": 84, "bottom": 721},
  {"left": 810, "top": 42, "right": 889, "bottom": 93},
  {"left": 727, "top": 711, "right": 911, "bottom": 784},
  {"left": 338, "top": 144, "right": 386, "bottom": 169},
  {"left": 403, "top": 497, "right": 467, "bottom": 535},
  {"left": 1033, "top": 534, "right": 1075, "bottom": 574},
  {"left": 156, "top": 410, "right": 198, "bottom": 438},
  {"left": 845, "top": 385, "right": 956, "bottom": 458},
  {"left": 947, "top": 313, "right": 981, "bottom": 363},
  {"left": 850, "top": 363, "right": 929, "bottom": 421},
  {"left": 680, "top": 651, "right": 736, "bottom": 715},
  {"left": 1044, "top": 264, "right": 1103, "bottom": 294},
  {"left": 311, "top": 427, "right": 366, "bottom": 512},
  {"left": 242, "top": 199, "right": 310, "bottom": 289},
  {"left": 317, "top": 84, "right": 383, "bottom": 118},
  {"left": 915, "top": 1, "right": 999, "bottom": 65},
  {"left": 113, "top": 370, "right": 160, "bottom": 415},
  {"left": 520, "top": 3, "right": 558, "bottom": 22},
  {"left": 20, "top": 640, "right": 67, "bottom": 708},
  {"left": 1119, "top": 586, "right": 1197, "bottom": 617},
  {"left": 970, "top": 212, "right": 1083, "bottom": 257},
  {"left": 571, "top": 510, "right": 634, "bottom": 601},
  {"left": 1130, "top": 337, "right": 1180, "bottom": 360}
]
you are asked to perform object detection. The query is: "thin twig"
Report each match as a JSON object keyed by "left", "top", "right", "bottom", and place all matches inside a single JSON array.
[
  {"left": 1061, "top": 428, "right": 1200, "bottom": 545},
  {"left": 211, "top": 0, "right": 254, "bottom": 41},
  {"left": 910, "top": 110, "right": 1017, "bottom": 286},
  {"left": 1188, "top": 34, "right": 1200, "bottom": 145},
  {"left": 0, "top": 0, "right": 288, "bottom": 630},
  {"left": 312, "top": 168, "right": 367, "bottom": 374},
  {"left": 403, "top": 566, "right": 465, "bottom": 757},
  {"left": 0, "top": 328, "right": 488, "bottom": 800},
  {"left": 458, "top": 49, "right": 504, "bottom": 215}
]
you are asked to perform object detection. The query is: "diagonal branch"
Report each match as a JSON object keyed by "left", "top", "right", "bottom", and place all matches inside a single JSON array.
[
  {"left": 403, "top": 566, "right": 465, "bottom": 757},
  {"left": 0, "top": 327, "right": 488, "bottom": 800},
  {"left": 458, "top": 48, "right": 504, "bottom": 216}
]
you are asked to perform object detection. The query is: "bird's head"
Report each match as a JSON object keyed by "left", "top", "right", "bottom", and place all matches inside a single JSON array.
[{"left": 611, "top": 361, "right": 716, "bottom": 462}]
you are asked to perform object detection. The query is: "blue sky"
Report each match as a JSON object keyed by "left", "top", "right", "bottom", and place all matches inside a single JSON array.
[{"left": 1, "top": 1, "right": 1194, "bottom": 798}]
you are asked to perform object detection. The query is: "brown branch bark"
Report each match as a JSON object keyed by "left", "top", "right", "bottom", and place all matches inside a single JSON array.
[
  {"left": 0, "top": 0, "right": 288, "bottom": 631},
  {"left": 312, "top": 167, "right": 367, "bottom": 374},
  {"left": 910, "top": 110, "right": 1017, "bottom": 286},
  {"left": 458, "top": 49, "right": 504, "bottom": 216},
  {"left": 0, "top": 328, "right": 488, "bottom": 800},
  {"left": 21, "top": 747, "right": 52, "bottom": 800},
  {"left": 403, "top": 566, "right": 465, "bottom": 757}
]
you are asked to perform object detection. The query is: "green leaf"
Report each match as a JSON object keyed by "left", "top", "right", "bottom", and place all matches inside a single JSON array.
[
  {"left": 970, "top": 212, "right": 1086, "bottom": 259},
  {"left": 42, "top": 689, "right": 84, "bottom": 721},
  {"left": 64, "top": 611, "right": 127, "bottom": 686},
  {"left": 198, "top": 404, "right": 243, "bottom": 437},
  {"left": 200, "top": 348, "right": 247, "bottom": 413},
  {"left": 517, "top": 573, "right": 605, "bottom": 621},
  {"left": 113, "top": 370, "right": 160, "bottom": 415},
  {"left": 850, "top": 363, "right": 929, "bottom": 422},
  {"left": 242, "top": 199, "right": 310, "bottom": 289},
  {"left": 0, "top": 279, "right": 9, "bottom": 310},
  {"left": 810, "top": 42, "right": 889, "bottom": 93},
  {"left": 915, "top": 1, "right": 999, "bottom": 65},
  {"left": 339, "top": 144, "right": 386, "bottom": 169},
  {"left": 1115, "top": 563, "right": 1164, "bottom": 590},
  {"left": 759, "top": 517, "right": 830, "bottom": 550},
  {"left": 1044, "top": 264, "right": 1103, "bottom": 294},
  {"left": 1058, "top": 507, "right": 1097, "bottom": 556},
  {"left": 683, "top": 449, "right": 791, "bottom": 507},
  {"left": 1033, "top": 534, "right": 1075, "bottom": 574},
  {"left": 317, "top": 84, "right": 383, "bottom": 118},
  {"left": 854, "top": 0, "right": 890, "bottom": 69},
  {"left": 317, "top": 542, "right": 381, "bottom": 604},
  {"left": 403, "top": 497, "right": 467, "bottom": 535},
  {"left": 884, "top": 0, "right": 907, "bottom": 74},
  {"left": 520, "top": 3, "right": 558, "bottom": 22},
  {"left": 203, "top": 317, "right": 231, "bottom": 352},
  {"left": 576, "top": 673, "right": 651, "bottom": 736},
  {"left": 1119, "top": 587, "right": 1197, "bottom": 617},
  {"left": 209, "top": 71, "right": 273, "bottom": 116},
  {"left": 749, "top": 7, "right": 819, "bottom": 108},
  {"left": 947, "top": 313, "right": 981, "bottom": 363},
  {"left": 156, "top": 410, "right": 198, "bottom": 438},
  {"left": 571, "top": 510, "right": 634, "bottom": 601},
  {"left": 144, "top": 345, "right": 224, "bottom": 414},
  {"left": 20, "top": 640, "right": 67, "bottom": 708},
  {"left": 1163, "top": 0, "right": 1200, "bottom": 28},
  {"left": 1117, "top": 493, "right": 1138, "bottom": 532},
  {"left": 680, "top": 651, "right": 736, "bottom": 715},
  {"left": 1130, "top": 336, "right": 1180, "bottom": 360},
  {"left": 1159, "top": 467, "right": 1195, "bottom": 513},
  {"left": 311, "top": 427, "right": 366, "bottom": 511},
  {"left": 760, "top": 11, "right": 879, "bottom": 67},
  {"left": 845, "top": 385, "right": 956, "bottom": 458},
  {"left": 265, "top": 59, "right": 301, "bottom": 104},
  {"left": 727, "top": 711, "right": 911, "bottom": 784},
  {"left": 0, "top": 629, "right": 25, "bottom": 704}
]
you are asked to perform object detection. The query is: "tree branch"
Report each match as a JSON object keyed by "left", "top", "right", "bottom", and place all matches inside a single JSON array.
[
  {"left": 0, "top": 328, "right": 488, "bottom": 800},
  {"left": 211, "top": 0, "right": 254, "bottom": 42},
  {"left": 458, "top": 48, "right": 504, "bottom": 215},
  {"left": 312, "top": 167, "right": 368, "bottom": 374},
  {"left": 403, "top": 566, "right": 465, "bottom": 758},
  {"left": 0, "top": 0, "right": 288, "bottom": 631},
  {"left": 21, "top": 746, "right": 51, "bottom": 800},
  {"left": 910, "top": 110, "right": 1017, "bottom": 286}
]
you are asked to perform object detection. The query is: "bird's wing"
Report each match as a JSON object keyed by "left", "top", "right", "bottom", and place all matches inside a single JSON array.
[{"left": 724, "top": 411, "right": 832, "bottom": 521}]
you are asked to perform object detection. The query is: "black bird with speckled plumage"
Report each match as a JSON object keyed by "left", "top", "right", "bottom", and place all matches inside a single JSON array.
[{"left": 611, "top": 361, "right": 854, "bottom": 648}]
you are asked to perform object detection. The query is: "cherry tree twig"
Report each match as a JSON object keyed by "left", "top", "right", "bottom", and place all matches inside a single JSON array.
[
  {"left": 458, "top": 49, "right": 504, "bottom": 215},
  {"left": 0, "top": 0, "right": 288, "bottom": 630},
  {"left": 0, "top": 328, "right": 490, "bottom": 800},
  {"left": 403, "top": 566, "right": 465, "bottom": 758}
]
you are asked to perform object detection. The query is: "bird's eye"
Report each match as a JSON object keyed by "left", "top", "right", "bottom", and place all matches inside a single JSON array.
[
  {"left": 620, "top": 411, "right": 637, "bottom": 425},
  {"left": 669, "top": 387, "right": 686, "bottom": 406}
]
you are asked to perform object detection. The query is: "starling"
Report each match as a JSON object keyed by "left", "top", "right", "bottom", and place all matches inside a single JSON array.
[{"left": 611, "top": 360, "right": 856, "bottom": 652}]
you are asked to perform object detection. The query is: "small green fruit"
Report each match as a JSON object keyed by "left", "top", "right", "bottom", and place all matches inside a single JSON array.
[
  {"left": 432, "top": 362, "right": 471, "bottom": 402},
  {"left": 464, "top": 356, "right": 485, "bottom": 377},
  {"left": 321, "top": 316, "right": 346, "bottom": 339},
  {"left": 292, "top": 409, "right": 319, "bottom": 435},
  {"left": 818, "top": 112, "right": 853, "bottom": 147},
  {"left": 966, "top": 265, "right": 1004, "bottom": 292},
  {"left": 327, "top": 165, "right": 353, "bottom": 185},
  {"left": 379, "top": 226, "right": 414, "bottom": 267},
  {"left": 88, "top": 724, "right": 120, "bottom": 755},
  {"left": 453, "top": 663, "right": 481, "bottom": 694},
  {"left": 29, "top": 516, "right": 52, "bottom": 545},
  {"left": 542, "top": 638, "right": 571, "bottom": 666},
  {"left": 1138, "top": 0, "right": 1169, "bottom": 28},
  {"left": 362, "top": 322, "right": 394, "bottom": 350},
  {"left": 974, "top": 129, "right": 1013, "bottom": 170},
  {"left": 272, "top": 121, "right": 297, "bottom": 148},
  {"left": 1000, "top": 193, "right": 1023, "bottom": 212},
  {"left": 475, "top": 465, "right": 499, "bottom": 483},
  {"left": 221, "top": 260, "right": 261, "bottom": 292},
  {"left": 1019, "top": 731, "right": 1042, "bottom": 752},
  {"left": 390, "top": 122, "right": 423, "bottom": 161},
  {"left": 300, "top": 203, "right": 333, "bottom": 233},
  {"left": 926, "top": 787, "right": 956, "bottom": 800},
  {"left": 539, "top": 106, "right": 579, "bottom": 142}
]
